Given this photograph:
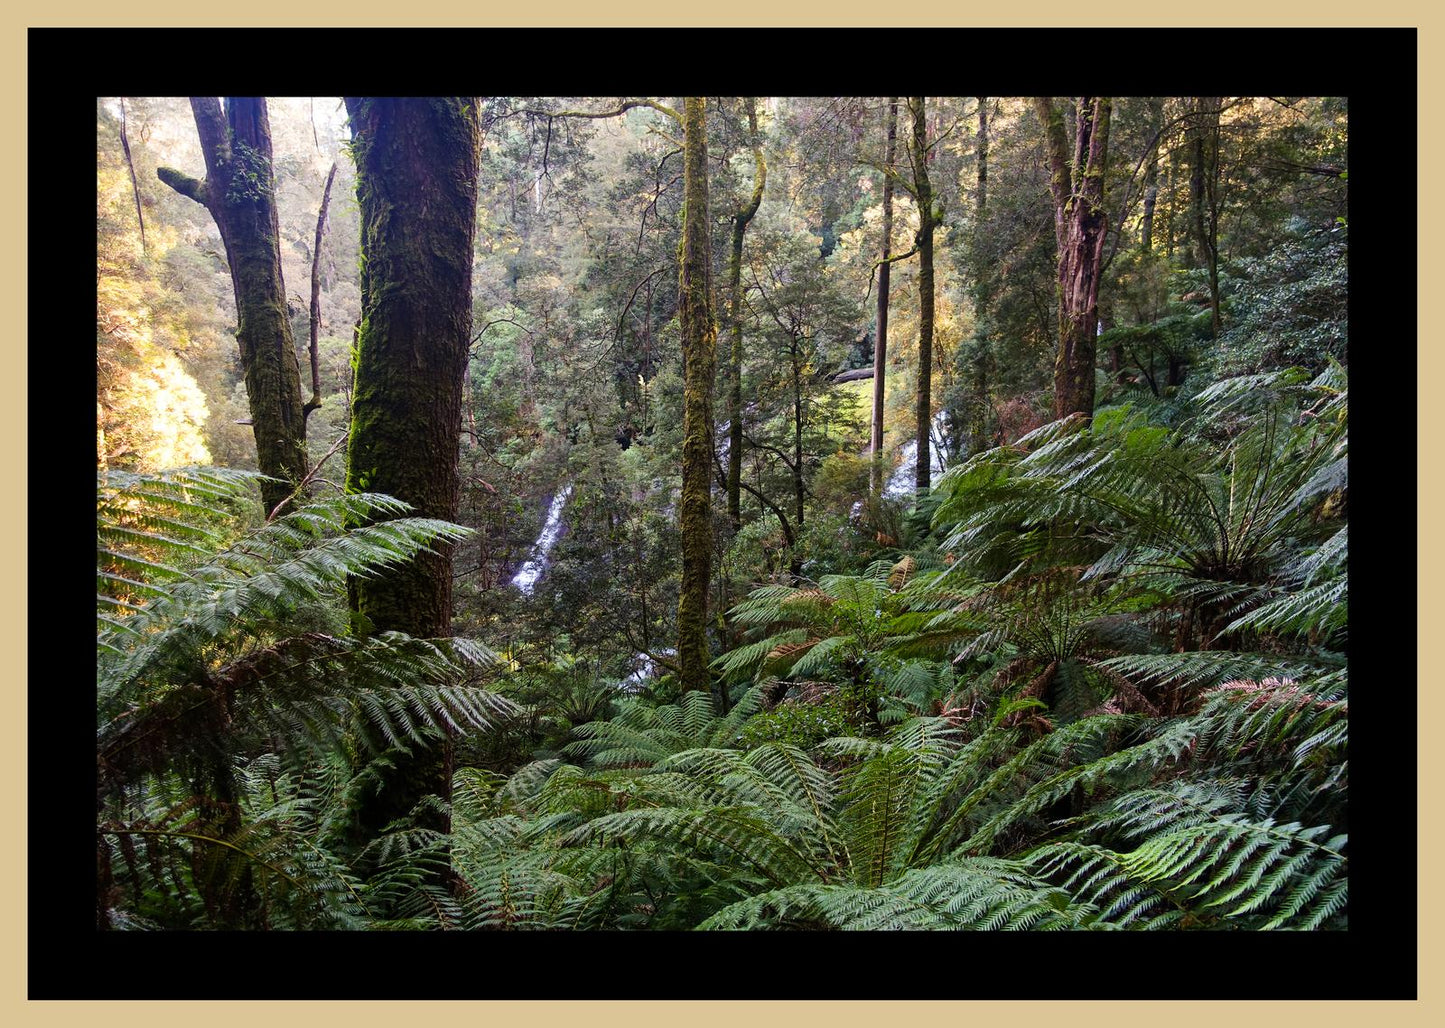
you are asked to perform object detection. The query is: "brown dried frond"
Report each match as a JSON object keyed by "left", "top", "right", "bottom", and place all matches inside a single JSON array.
[
  {"left": 789, "top": 680, "right": 836, "bottom": 705},
  {"left": 1207, "top": 677, "right": 1341, "bottom": 713},
  {"left": 783, "top": 589, "right": 834, "bottom": 607},
  {"left": 1089, "top": 662, "right": 1162, "bottom": 717},
  {"left": 767, "top": 640, "right": 819, "bottom": 663},
  {"left": 991, "top": 656, "right": 1036, "bottom": 690},
  {"left": 888, "top": 556, "right": 917, "bottom": 591},
  {"left": 1018, "top": 660, "right": 1060, "bottom": 700}
]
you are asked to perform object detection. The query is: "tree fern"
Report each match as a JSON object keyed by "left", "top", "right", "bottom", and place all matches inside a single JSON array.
[
  {"left": 1040, "top": 780, "right": 1347, "bottom": 929},
  {"left": 96, "top": 469, "right": 513, "bottom": 929}
]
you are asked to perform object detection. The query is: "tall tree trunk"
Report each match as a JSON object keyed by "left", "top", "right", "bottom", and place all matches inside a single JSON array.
[
  {"left": 1036, "top": 96, "right": 1111, "bottom": 420},
  {"left": 157, "top": 97, "right": 309, "bottom": 515},
  {"left": 870, "top": 98, "right": 898, "bottom": 497},
  {"left": 342, "top": 96, "right": 482, "bottom": 839},
  {"left": 966, "top": 96, "right": 991, "bottom": 456},
  {"left": 909, "top": 97, "right": 936, "bottom": 493},
  {"left": 676, "top": 97, "right": 717, "bottom": 696},
  {"left": 1165, "top": 142, "right": 1177, "bottom": 260},
  {"left": 1140, "top": 97, "right": 1163, "bottom": 253},
  {"left": 727, "top": 98, "right": 765, "bottom": 529},
  {"left": 1191, "top": 97, "right": 1224, "bottom": 337},
  {"left": 791, "top": 342, "right": 805, "bottom": 530}
]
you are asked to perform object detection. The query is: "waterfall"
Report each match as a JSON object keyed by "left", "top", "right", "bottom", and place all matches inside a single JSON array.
[
  {"left": 510, "top": 484, "right": 573, "bottom": 595},
  {"left": 618, "top": 648, "right": 676, "bottom": 693},
  {"left": 883, "top": 412, "right": 948, "bottom": 499}
]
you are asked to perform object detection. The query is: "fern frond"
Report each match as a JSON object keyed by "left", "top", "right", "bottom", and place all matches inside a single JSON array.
[
  {"left": 699, "top": 857, "right": 1086, "bottom": 930},
  {"left": 1085, "top": 782, "right": 1347, "bottom": 928}
]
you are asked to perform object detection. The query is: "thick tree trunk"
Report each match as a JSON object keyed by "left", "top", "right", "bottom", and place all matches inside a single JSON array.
[
  {"left": 344, "top": 97, "right": 480, "bottom": 638},
  {"left": 676, "top": 97, "right": 717, "bottom": 696},
  {"left": 157, "top": 97, "right": 309, "bottom": 515},
  {"left": 1036, "top": 96, "right": 1111, "bottom": 420},
  {"left": 870, "top": 98, "right": 898, "bottom": 497},
  {"left": 342, "top": 96, "right": 482, "bottom": 839},
  {"left": 727, "top": 98, "right": 765, "bottom": 529},
  {"left": 910, "top": 97, "right": 935, "bottom": 493}
]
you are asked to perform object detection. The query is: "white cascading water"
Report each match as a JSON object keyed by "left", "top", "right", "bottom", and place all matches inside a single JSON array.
[
  {"left": 618, "top": 648, "right": 676, "bottom": 693},
  {"left": 883, "top": 412, "right": 948, "bottom": 498},
  {"left": 510, "top": 484, "right": 573, "bottom": 595}
]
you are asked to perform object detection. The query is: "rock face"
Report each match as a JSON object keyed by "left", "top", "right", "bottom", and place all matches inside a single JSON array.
[{"left": 832, "top": 366, "right": 875, "bottom": 383}]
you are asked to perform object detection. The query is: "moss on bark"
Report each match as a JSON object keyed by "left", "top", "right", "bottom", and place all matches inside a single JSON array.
[
  {"left": 156, "top": 97, "right": 308, "bottom": 515},
  {"left": 677, "top": 97, "right": 717, "bottom": 696},
  {"left": 342, "top": 96, "right": 482, "bottom": 841}
]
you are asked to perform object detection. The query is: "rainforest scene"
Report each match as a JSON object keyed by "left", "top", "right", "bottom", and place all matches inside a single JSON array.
[{"left": 95, "top": 93, "right": 1354, "bottom": 944}]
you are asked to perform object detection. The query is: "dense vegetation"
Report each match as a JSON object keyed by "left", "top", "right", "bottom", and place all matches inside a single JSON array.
[{"left": 96, "top": 95, "right": 1349, "bottom": 934}]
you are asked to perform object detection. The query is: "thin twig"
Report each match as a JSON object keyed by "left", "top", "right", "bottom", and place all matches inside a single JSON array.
[{"left": 268, "top": 432, "right": 349, "bottom": 521}]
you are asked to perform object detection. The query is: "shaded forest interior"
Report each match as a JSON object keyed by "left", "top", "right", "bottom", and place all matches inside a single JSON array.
[{"left": 96, "top": 95, "right": 1353, "bottom": 936}]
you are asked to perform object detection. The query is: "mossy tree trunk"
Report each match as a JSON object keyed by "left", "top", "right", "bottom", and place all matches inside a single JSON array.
[
  {"left": 342, "top": 96, "right": 482, "bottom": 838},
  {"left": 726, "top": 98, "right": 766, "bottom": 529},
  {"left": 676, "top": 97, "right": 717, "bottom": 696},
  {"left": 1140, "top": 96, "right": 1163, "bottom": 253},
  {"left": 1190, "top": 97, "right": 1224, "bottom": 338},
  {"left": 1036, "top": 96, "right": 1111, "bottom": 420},
  {"left": 908, "top": 97, "right": 937, "bottom": 493},
  {"left": 157, "top": 97, "right": 308, "bottom": 515},
  {"left": 870, "top": 98, "right": 898, "bottom": 497}
]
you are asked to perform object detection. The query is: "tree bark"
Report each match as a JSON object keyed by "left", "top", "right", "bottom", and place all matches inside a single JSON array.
[
  {"left": 304, "top": 160, "right": 338, "bottom": 419},
  {"left": 791, "top": 341, "right": 805, "bottom": 530},
  {"left": 966, "top": 97, "right": 991, "bottom": 456},
  {"left": 1036, "top": 96, "right": 1111, "bottom": 420},
  {"left": 909, "top": 97, "right": 936, "bottom": 493},
  {"left": 1140, "top": 97, "right": 1163, "bottom": 253},
  {"left": 676, "top": 97, "right": 717, "bottom": 696},
  {"left": 157, "top": 97, "right": 309, "bottom": 515},
  {"left": 870, "top": 98, "right": 897, "bottom": 497},
  {"left": 726, "top": 98, "right": 765, "bottom": 529},
  {"left": 1190, "top": 97, "right": 1224, "bottom": 337},
  {"left": 342, "top": 96, "right": 482, "bottom": 839}
]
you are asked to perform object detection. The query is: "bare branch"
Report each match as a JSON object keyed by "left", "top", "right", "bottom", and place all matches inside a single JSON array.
[
  {"left": 267, "top": 431, "right": 349, "bottom": 521},
  {"left": 304, "top": 160, "right": 338, "bottom": 420}
]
